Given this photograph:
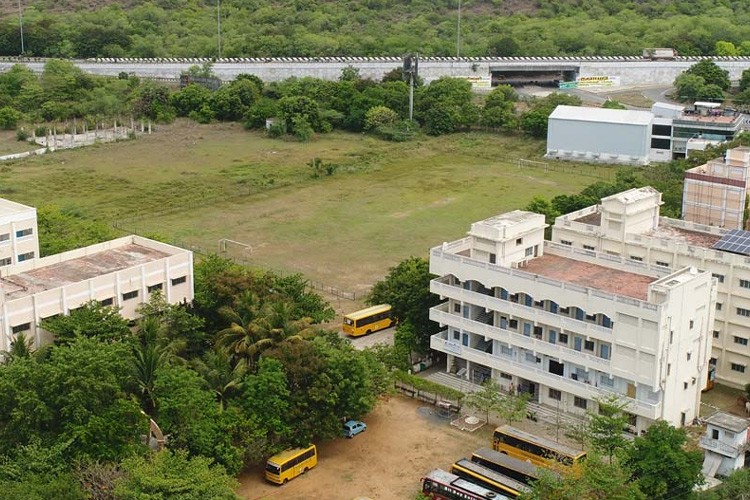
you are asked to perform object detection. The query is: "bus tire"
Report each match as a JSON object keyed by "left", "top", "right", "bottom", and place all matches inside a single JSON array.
[
  {"left": 283, "top": 478, "right": 288, "bottom": 484},
  {"left": 302, "top": 467, "right": 308, "bottom": 474},
  {"left": 365, "top": 330, "right": 371, "bottom": 335}
]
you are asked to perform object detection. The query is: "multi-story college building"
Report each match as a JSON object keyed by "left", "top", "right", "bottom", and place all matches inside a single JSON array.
[
  {"left": 0, "top": 197, "right": 194, "bottom": 353},
  {"left": 552, "top": 186, "right": 750, "bottom": 389},
  {"left": 0, "top": 198, "right": 39, "bottom": 267},
  {"left": 429, "top": 208, "right": 716, "bottom": 433}
]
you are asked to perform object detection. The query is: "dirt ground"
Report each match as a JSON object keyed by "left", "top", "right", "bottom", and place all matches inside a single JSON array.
[{"left": 236, "top": 396, "right": 495, "bottom": 500}]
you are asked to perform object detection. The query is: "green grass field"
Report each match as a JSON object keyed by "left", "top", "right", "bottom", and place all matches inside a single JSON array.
[{"left": 0, "top": 121, "right": 616, "bottom": 295}]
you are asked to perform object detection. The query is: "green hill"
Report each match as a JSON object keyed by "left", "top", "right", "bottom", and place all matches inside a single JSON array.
[{"left": 1, "top": 0, "right": 750, "bottom": 58}]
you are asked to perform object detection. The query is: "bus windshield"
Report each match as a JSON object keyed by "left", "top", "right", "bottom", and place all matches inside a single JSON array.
[{"left": 265, "top": 463, "right": 280, "bottom": 474}]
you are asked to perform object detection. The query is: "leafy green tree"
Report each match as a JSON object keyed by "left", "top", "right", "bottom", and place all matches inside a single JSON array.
[
  {"left": 243, "top": 96, "right": 279, "bottom": 129},
  {"left": 464, "top": 380, "right": 503, "bottom": 422},
  {"left": 487, "top": 35, "right": 521, "bottom": 57},
  {"left": 41, "top": 300, "right": 131, "bottom": 346},
  {"left": 171, "top": 84, "right": 212, "bottom": 117},
  {"left": 521, "top": 453, "right": 645, "bottom": 500},
  {"left": 481, "top": 84, "right": 517, "bottom": 128},
  {"left": 520, "top": 93, "right": 581, "bottom": 138},
  {"left": 278, "top": 95, "right": 323, "bottom": 133},
  {"left": 684, "top": 59, "right": 731, "bottom": 91},
  {"left": 714, "top": 467, "right": 750, "bottom": 499},
  {"left": 368, "top": 256, "right": 441, "bottom": 352},
  {"left": 0, "top": 339, "right": 142, "bottom": 462},
  {"left": 588, "top": 395, "right": 631, "bottom": 463},
  {"left": 417, "top": 77, "right": 479, "bottom": 135},
  {"left": 114, "top": 449, "right": 238, "bottom": 500},
  {"left": 525, "top": 196, "right": 561, "bottom": 228},
  {"left": 0, "top": 106, "right": 22, "bottom": 129},
  {"left": 272, "top": 273, "right": 335, "bottom": 323},
  {"left": 132, "top": 82, "right": 174, "bottom": 121},
  {"left": 137, "top": 291, "right": 206, "bottom": 359},
  {"left": 715, "top": 41, "right": 739, "bottom": 56},
  {"left": 740, "top": 68, "right": 750, "bottom": 92},
  {"left": 496, "top": 391, "right": 531, "bottom": 425},
  {"left": 152, "top": 364, "right": 246, "bottom": 475},
  {"left": 625, "top": 420, "right": 703, "bottom": 499},
  {"left": 0, "top": 332, "right": 34, "bottom": 364},
  {"left": 191, "top": 347, "right": 246, "bottom": 411}
]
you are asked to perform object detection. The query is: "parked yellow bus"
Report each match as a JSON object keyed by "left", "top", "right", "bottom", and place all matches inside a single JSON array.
[
  {"left": 342, "top": 304, "right": 394, "bottom": 337},
  {"left": 471, "top": 447, "right": 557, "bottom": 485},
  {"left": 492, "top": 425, "right": 586, "bottom": 467},
  {"left": 264, "top": 445, "right": 317, "bottom": 484}
]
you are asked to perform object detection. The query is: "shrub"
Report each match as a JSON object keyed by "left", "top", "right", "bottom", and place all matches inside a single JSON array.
[{"left": 16, "top": 128, "right": 29, "bottom": 141}]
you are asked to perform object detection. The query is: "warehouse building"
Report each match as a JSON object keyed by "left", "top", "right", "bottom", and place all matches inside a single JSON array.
[
  {"left": 429, "top": 209, "right": 715, "bottom": 432},
  {"left": 546, "top": 105, "right": 654, "bottom": 165}
]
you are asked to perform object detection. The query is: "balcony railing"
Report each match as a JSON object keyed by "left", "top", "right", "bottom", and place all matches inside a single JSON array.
[
  {"left": 430, "top": 305, "right": 611, "bottom": 372},
  {"left": 699, "top": 436, "right": 747, "bottom": 457},
  {"left": 430, "top": 331, "right": 662, "bottom": 420},
  {"left": 431, "top": 280, "right": 614, "bottom": 339}
]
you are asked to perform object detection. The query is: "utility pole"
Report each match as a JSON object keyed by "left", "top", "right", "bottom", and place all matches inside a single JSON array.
[
  {"left": 456, "top": 0, "right": 461, "bottom": 59},
  {"left": 216, "top": 0, "right": 222, "bottom": 59},
  {"left": 17, "top": 0, "right": 24, "bottom": 56},
  {"left": 409, "top": 71, "right": 414, "bottom": 122}
]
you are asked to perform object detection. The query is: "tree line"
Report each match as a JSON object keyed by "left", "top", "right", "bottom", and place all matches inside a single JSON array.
[
  {"left": 2, "top": 1, "right": 750, "bottom": 58},
  {"left": 0, "top": 59, "right": 581, "bottom": 141}
]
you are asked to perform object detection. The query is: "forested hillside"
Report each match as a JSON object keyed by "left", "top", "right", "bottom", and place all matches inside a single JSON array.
[{"left": 1, "top": 0, "right": 750, "bottom": 58}]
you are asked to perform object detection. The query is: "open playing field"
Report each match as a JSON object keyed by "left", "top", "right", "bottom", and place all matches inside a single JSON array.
[{"left": 0, "top": 120, "right": 616, "bottom": 295}]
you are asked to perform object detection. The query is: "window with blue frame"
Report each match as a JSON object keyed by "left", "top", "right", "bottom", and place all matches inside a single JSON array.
[
  {"left": 600, "top": 344, "right": 611, "bottom": 359},
  {"left": 525, "top": 294, "right": 533, "bottom": 307},
  {"left": 574, "top": 336, "right": 583, "bottom": 351},
  {"left": 500, "top": 288, "right": 508, "bottom": 300},
  {"left": 523, "top": 323, "right": 531, "bottom": 336},
  {"left": 549, "top": 330, "right": 557, "bottom": 344}
]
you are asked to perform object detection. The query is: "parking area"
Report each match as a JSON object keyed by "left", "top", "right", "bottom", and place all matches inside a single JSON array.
[
  {"left": 343, "top": 325, "right": 396, "bottom": 350},
  {"left": 236, "top": 395, "right": 493, "bottom": 500}
]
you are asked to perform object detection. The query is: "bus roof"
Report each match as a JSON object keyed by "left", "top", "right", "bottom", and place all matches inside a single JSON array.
[
  {"left": 495, "top": 425, "right": 584, "bottom": 459},
  {"left": 266, "top": 445, "right": 315, "bottom": 465},
  {"left": 454, "top": 459, "right": 530, "bottom": 494},
  {"left": 424, "top": 469, "right": 508, "bottom": 499},
  {"left": 343, "top": 304, "right": 392, "bottom": 321},
  {"left": 472, "top": 447, "right": 547, "bottom": 478}
]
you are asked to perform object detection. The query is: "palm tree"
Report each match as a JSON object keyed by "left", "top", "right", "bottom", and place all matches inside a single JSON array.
[
  {"left": 131, "top": 316, "right": 171, "bottom": 414},
  {"left": 191, "top": 347, "right": 246, "bottom": 411},
  {"left": 1, "top": 331, "right": 34, "bottom": 363}
]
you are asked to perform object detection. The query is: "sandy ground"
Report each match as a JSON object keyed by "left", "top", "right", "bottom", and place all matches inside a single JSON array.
[{"left": 236, "top": 396, "right": 494, "bottom": 500}]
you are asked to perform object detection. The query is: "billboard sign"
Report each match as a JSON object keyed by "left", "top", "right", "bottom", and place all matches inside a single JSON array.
[{"left": 577, "top": 76, "right": 621, "bottom": 88}]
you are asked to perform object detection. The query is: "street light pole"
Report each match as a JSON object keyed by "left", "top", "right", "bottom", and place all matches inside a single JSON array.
[
  {"left": 456, "top": 0, "right": 461, "bottom": 59},
  {"left": 216, "top": 0, "right": 222, "bottom": 59},
  {"left": 17, "top": 0, "right": 24, "bottom": 56}
]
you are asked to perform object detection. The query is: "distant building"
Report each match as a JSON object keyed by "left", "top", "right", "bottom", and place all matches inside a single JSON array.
[
  {"left": 700, "top": 412, "right": 750, "bottom": 478},
  {"left": 682, "top": 147, "right": 750, "bottom": 230},
  {"left": 429, "top": 208, "right": 715, "bottom": 433},
  {"left": 0, "top": 198, "right": 39, "bottom": 267},
  {"left": 546, "top": 102, "right": 745, "bottom": 166},
  {"left": 0, "top": 234, "right": 194, "bottom": 352},
  {"left": 546, "top": 105, "right": 653, "bottom": 166}
]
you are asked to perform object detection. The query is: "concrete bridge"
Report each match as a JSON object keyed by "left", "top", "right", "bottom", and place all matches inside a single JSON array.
[{"left": 1, "top": 55, "right": 750, "bottom": 87}]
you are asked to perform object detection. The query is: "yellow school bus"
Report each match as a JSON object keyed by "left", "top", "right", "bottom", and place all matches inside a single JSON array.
[
  {"left": 493, "top": 425, "right": 586, "bottom": 468},
  {"left": 264, "top": 445, "right": 318, "bottom": 484},
  {"left": 342, "top": 304, "right": 394, "bottom": 337}
]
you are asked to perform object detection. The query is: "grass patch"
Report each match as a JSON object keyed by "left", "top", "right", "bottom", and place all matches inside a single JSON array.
[{"left": 4, "top": 120, "right": 614, "bottom": 295}]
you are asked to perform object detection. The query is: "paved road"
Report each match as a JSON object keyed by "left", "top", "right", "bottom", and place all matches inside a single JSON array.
[{"left": 342, "top": 326, "right": 395, "bottom": 350}]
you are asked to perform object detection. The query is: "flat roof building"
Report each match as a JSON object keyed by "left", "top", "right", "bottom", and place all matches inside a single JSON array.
[
  {"left": 0, "top": 234, "right": 193, "bottom": 352},
  {"left": 552, "top": 186, "right": 750, "bottom": 388},
  {"left": 430, "top": 209, "right": 715, "bottom": 433}
]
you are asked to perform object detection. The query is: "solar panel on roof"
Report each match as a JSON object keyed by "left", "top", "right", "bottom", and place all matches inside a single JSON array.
[{"left": 712, "top": 229, "right": 750, "bottom": 255}]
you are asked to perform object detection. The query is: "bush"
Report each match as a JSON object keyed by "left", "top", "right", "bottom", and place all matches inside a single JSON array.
[
  {"left": 0, "top": 107, "right": 22, "bottom": 130},
  {"left": 16, "top": 129, "right": 29, "bottom": 141}
]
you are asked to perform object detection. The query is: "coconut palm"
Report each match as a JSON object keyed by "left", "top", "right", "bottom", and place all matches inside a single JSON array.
[
  {"left": 191, "top": 347, "right": 247, "bottom": 411},
  {"left": 1, "top": 331, "right": 34, "bottom": 364}
]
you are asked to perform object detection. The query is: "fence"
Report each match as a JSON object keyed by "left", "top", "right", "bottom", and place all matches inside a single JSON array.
[
  {"left": 394, "top": 381, "right": 463, "bottom": 410},
  {"left": 516, "top": 157, "right": 617, "bottom": 180}
]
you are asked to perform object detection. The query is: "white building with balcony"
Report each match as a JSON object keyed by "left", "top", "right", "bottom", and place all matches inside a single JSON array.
[
  {"left": 0, "top": 198, "right": 39, "bottom": 267},
  {"left": 700, "top": 412, "right": 750, "bottom": 478},
  {"left": 429, "top": 210, "right": 716, "bottom": 433},
  {"left": 0, "top": 234, "right": 194, "bottom": 352},
  {"left": 552, "top": 186, "right": 750, "bottom": 389}
]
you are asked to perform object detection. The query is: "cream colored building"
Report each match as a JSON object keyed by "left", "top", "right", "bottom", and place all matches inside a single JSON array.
[
  {"left": 682, "top": 147, "right": 750, "bottom": 230},
  {"left": 552, "top": 186, "right": 750, "bottom": 388},
  {"left": 0, "top": 234, "right": 193, "bottom": 351},
  {"left": 0, "top": 198, "right": 39, "bottom": 267},
  {"left": 429, "top": 210, "right": 715, "bottom": 433}
]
